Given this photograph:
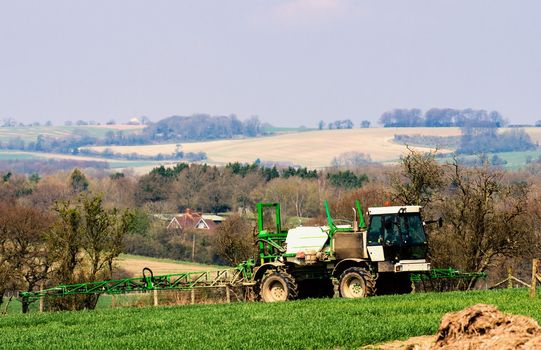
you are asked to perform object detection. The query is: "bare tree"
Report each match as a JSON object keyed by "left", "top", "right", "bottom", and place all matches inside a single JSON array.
[
  {"left": 389, "top": 148, "right": 445, "bottom": 208},
  {"left": 430, "top": 160, "right": 534, "bottom": 289},
  {"left": 214, "top": 214, "right": 254, "bottom": 265},
  {"left": 0, "top": 204, "right": 53, "bottom": 313}
]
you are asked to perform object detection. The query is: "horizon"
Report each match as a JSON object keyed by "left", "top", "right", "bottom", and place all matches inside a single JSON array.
[{"left": 1, "top": 1, "right": 540, "bottom": 126}]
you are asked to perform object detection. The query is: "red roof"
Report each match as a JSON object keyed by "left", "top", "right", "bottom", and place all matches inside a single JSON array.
[{"left": 167, "top": 208, "right": 221, "bottom": 232}]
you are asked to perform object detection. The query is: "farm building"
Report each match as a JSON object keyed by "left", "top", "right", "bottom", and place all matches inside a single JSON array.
[{"left": 167, "top": 208, "right": 224, "bottom": 232}]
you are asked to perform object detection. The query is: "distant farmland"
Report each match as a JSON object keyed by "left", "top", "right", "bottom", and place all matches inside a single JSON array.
[
  {"left": 86, "top": 128, "right": 464, "bottom": 168},
  {"left": 0, "top": 124, "right": 143, "bottom": 142},
  {"left": 5, "top": 126, "right": 541, "bottom": 171}
]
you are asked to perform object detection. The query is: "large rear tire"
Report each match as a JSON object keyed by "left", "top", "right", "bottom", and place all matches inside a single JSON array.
[
  {"left": 259, "top": 270, "right": 298, "bottom": 302},
  {"left": 339, "top": 267, "right": 376, "bottom": 298}
]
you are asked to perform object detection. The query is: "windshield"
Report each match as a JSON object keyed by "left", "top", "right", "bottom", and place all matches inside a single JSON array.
[{"left": 367, "top": 213, "right": 427, "bottom": 246}]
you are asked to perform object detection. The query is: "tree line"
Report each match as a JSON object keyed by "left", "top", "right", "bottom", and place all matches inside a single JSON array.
[
  {"left": 2, "top": 152, "right": 541, "bottom": 311},
  {"left": 394, "top": 127, "right": 536, "bottom": 154},
  {"left": 380, "top": 108, "right": 505, "bottom": 128},
  {"left": 0, "top": 114, "right": 268, "bottom": 160}
]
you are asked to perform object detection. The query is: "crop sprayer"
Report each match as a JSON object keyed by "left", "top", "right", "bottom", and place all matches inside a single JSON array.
[{"left": 19, "top": 200, "right": 485, "bottom": 305}]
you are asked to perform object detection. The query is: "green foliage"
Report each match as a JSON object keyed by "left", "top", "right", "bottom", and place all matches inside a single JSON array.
[
  {"left": 48, "top": 193, "right": 130, "bottom": 310},
  {"left": 1, "top": 289, "right": 540, "bottom": 349},
  {"left": 281, "top": 166, "right": 318, "bottom": 179},
  {"left": 70, "top": 168, "right": 89, "bottom": 193},
  {"left": 149, "top": 163, "right": 189, "bottom": 178},
  {"left": 260, "top": 166, "right": 279, "bottom": 182},
  {"left": 226, "top": 162, "right": 260, "bottom": 177},
  {"left": 226, "top": 162, "right": 317, "bottom": 180},
  {"left": 327, "top": 170, "right": 368, "bottom": 189}
]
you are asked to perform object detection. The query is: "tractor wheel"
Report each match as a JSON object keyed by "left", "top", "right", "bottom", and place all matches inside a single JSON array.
[
  {"left": 338, "top": 267, "right": 376, "bottom": 298},
  {"left": 259, "top": 270, "right": 298, "bottom": 302}
]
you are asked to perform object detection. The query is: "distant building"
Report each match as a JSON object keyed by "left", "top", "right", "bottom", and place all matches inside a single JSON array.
[
  {"left": 127, "top": 117, "right": 141, "bottom": 125},
  {"left": 167, "top": 208, "right": 224, "bottom": 232}
]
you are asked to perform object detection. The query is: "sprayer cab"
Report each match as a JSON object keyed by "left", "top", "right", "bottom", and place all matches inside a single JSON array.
[{"left": 366, "top": 206, "right": 428, "bottom": 262}]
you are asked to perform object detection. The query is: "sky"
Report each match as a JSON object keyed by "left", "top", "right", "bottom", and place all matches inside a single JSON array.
[{"left": 1, "top": 0, "right": 540, "bottom": 126}]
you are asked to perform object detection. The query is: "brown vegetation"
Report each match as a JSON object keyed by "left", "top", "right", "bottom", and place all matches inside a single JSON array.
[{"left": 2, "top": 148, "right": 541, "bottom": 310}]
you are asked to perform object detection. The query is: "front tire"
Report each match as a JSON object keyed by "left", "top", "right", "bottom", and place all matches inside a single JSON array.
[
  {"left": 339, "top": 267, "right": 376, "bottom": 298},
  {"left": 259, "top": 270, "right": 298, "bottom": 302}
]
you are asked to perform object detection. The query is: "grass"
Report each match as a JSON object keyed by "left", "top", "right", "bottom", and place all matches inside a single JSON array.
[
  {"left": 437, "top": 150, "right": 541, "bottom": 170},
  {"left": 0, "top": 151, "right": 43, "bottom": 160},
  {"left": 0, "top": 125, "right": 142, "bottom": 142},
  {"left": 1, "top": 288, "right": 539, "bottom": 349},
  {"left": 261, "top": 126, "right": 317, "bottom": 134},
  {"left": 0, "top": 150, "right": 163, "bottom": 173}
]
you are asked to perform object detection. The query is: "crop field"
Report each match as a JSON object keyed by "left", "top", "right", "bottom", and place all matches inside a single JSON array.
[
  {"left": 114, "top": 254, "right": 225, "bottom": 278},
  {"left": 1, "top": 288, "right": 539, "bottom": 349},
  {"left": 0, "top": 150, "right": 162, "bottom": 173},
  {"left": 5, "top": 126, "right": 541, "bottom": 172},
  {"left": 85, "top": 127, "right": 541, "bottom": 169},
  {"left": 441, "top": 149, "right": 541, "bottom": 170},
  {"left": 87, "top": 128, "right": 463, "bottom": 168},
  {"left": 0, "top": 151, "right": 42, "bottom": 160},
  {"left": 0, "top": 125, "right": 143, "bottom": 142}
]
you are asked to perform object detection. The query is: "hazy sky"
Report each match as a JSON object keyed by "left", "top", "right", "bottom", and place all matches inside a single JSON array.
[{"left": 1, "top": 1, "right": 540, "bottom": 126}]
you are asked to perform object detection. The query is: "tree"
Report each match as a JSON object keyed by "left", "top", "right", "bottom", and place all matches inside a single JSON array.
[
  {"left": 261, "top": 177, "right": 319, "bottom": 218},
  {"left": 379, "top": 109, "right": 423, "bottom": 127},
  {"left": 331, "top": 152, "right": 372, "bottom": 168},
  {"left": 318, "top": 120, "right": 325, "bottom": 130},
  {"left": 0, "top": 203, "right": 53, "bottom": 313},
  {"left": 360, "top": 120, "right": 371, "bottom": 128},
  {"left": 214, "top": 214, "right": 254, "bottom": 265},
  {"left": 430, "top": 159, "right": 534, "bottom": 289},
  {"left": 389, "top": 148, "right": 445, "bottom": 208},
  {"left": 327, "top": 170, "right": 368, "bottom": 190},
  {"left": 70, "top": 168, "right": 89, "bottom": 193},
  {"left": 48, "top": 193, "right": 130, "bottom": 310}
]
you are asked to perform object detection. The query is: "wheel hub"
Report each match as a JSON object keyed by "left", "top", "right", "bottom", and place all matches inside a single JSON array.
[
  {"left": 269, "top": 281, "right": 286, "bottom": 300},
  {"left": 349, "top": 279, "right": 364, "bottom": 296}
]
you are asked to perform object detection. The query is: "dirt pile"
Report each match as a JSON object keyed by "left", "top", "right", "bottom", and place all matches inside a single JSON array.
[
  {"left": 431, "top": 304, "right": 541, "bottom": 349},
  {"left": 363, "top": 304, "right": 541, "bottom": 350}
]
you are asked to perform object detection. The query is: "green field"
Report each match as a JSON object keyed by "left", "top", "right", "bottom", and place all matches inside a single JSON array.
[
  {"left": 0, "top": 125, "right": 142, "bottom": 142},
  {"left": 0, "top": 151, "right": 42, "bottom": 160},
  {"left": 0, "top": 150, "right": 162, "bottom": 172},
  {"left": 437, "top": 150, "right": 541, "bottom": 170},
  {"left": 1, "top": 288, "right": 539, "bottom": 350}
]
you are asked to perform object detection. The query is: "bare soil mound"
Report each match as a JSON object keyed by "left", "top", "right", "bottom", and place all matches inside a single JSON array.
[
  {"left": 364, "top": 304, "right": 541, "bottom": 350},
  {"left": 432, "top": 304, "right": 541, "bottom": 349}
]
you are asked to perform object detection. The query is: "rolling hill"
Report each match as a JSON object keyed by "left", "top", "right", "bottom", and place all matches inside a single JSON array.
[{"left": 86, "top": 127, "right": 463, "bottom": 168}]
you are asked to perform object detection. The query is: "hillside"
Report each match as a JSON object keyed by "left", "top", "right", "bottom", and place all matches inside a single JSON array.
[
  {"left": 114, "top": 254, "right": 224, "bottom": 278},
  {"left": 86, "top": 127, "right": 462, "bottom": 168},
  {"left": 4, "top": 127, "right": 541, "bottom": 172},
  {"left": 0, "top": 124, "right": 144, "bottom": 142},
  {"left": 85, "top": 127, "right": 541, "bottom": 168},
  {"left": 1, "top": 289, "right": 539, "bottom": 349}
]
